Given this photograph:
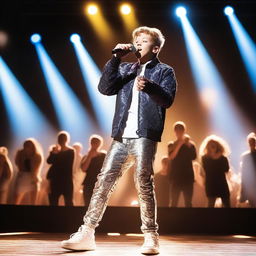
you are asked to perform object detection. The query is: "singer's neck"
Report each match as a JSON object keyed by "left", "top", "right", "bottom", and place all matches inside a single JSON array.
[
  {"left": 138, "top": 53, "right": 157, "bottom": 65},
  {"left": 138, "top": 55, "right": 156, "bottom": 65}
]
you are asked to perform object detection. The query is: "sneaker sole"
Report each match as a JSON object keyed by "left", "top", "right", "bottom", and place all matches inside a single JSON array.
[
  {"left": 61, "top": 242, "right": 96, "bottom": 251},
  {"left": 140, "top": 248, "right": 159, "bottom": 255}
]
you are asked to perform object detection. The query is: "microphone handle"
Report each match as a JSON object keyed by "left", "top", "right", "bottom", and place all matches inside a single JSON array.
[{"left": 112, "top": 45, "right": 136, "bottom": 54}]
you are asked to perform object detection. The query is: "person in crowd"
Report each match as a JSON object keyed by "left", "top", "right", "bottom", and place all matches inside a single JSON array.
[
  {"left": 14, "top": 138, "right": 43, "bottom": 205},
  {"left": 0, "top": 147, "right": 13, "bottom": 204},
  {"left": 154, "top": 156, "right": 170, "bottom": 207},
  {"left": 199, "top": 135, "right": 231, "bottom": 208},
  {"left": 240, "top": 132, "right": 256, "bottom": 207},
  {"left": 61, "top": 26, "right": 177, "bottom": 255},
  {"left": 81, "top": 135, "right": 106, "bottom": 206},
  {"left": 72, "top": 142, "right": 85, "bottom": 206},
  {"left": 191, "top": 161, "right": 208, "bottom": 207},
  {"left": 46, "top": 131, "right": 75, "bottom": 206},
  {"left": 168, "top": 121, "right": 197, "bottom": 207}
]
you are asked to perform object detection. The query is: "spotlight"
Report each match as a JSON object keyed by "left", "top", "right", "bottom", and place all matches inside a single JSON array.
[
  {"left": 177, "top": 9, "right": 250, "bottom": 170},
  {"left": 176, "top": 6, "right": 187, "bottom": 17},
  {"left": 71, "top": 35, "right": 115, "bottom": 132},
  {"left": 120, "top": 4, "right": 131, "bottom": 15},
  {"left": 33, "top": 43, "right": 94, "bottom": 141},
  {"left": 224, "top": 6, "right": 234, "bottom": 16},
  {"left": 70, "top": 34, "right": 81, "bottom": 43},
  {"left": 87, "top": 4, "right": 98, "bottom": 15},
  {"left": 30, "top": 34, "right": 41, "bottom": 44}
]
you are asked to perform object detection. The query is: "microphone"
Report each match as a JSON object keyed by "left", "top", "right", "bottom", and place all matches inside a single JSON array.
[{"left": 112, "top": 44, "right": 137, "bottom": 54}]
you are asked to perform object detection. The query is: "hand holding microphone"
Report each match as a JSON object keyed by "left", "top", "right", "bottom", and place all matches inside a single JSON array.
[{"left": 112, "top": 43, "right": 137, "bottom": 58}]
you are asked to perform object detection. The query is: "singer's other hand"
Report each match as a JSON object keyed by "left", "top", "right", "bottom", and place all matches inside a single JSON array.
[
  {"left": 137, "top": 76, "right": 150, "bottom": 91},
  {"left": 113, "top": 43, "right": 133, "bottom": 58}
]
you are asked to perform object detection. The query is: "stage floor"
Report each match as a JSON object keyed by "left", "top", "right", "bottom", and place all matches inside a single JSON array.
[{"left": 0, "top": 232, "right": 256, "bottom": 255}]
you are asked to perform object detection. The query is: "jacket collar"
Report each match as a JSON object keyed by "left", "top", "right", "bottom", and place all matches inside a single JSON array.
[
  {"left": 130, "top": 57, "right": 160, "bottom": 72},
  {"left": 146, "top": 57, "right": 160, "bottom": 68}
]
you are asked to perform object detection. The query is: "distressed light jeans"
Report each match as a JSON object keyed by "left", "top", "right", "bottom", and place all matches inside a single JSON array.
[{"left": 83, "top": 138, "right": 158, "bottom": 233}]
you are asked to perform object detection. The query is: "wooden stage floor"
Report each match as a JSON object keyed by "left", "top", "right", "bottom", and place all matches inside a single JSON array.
[{"left": 0, "top": 232, "right": 256, "bottom": 256}]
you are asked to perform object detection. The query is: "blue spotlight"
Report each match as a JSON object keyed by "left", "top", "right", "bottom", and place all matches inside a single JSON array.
[
  {"left": 176, "top": 6, "right": 187, "bottom": 18},
  {"left": 30, "top": 33, "right": 41, "bottom": 44},
  {"left": 71, "top": 37, "right": 115, "bottom": 135},
  {"left": 225, "top": 10, "right": 256, "bottom": 92},
  {"left": 177, "top": 14, "right": 252, "bottom": 170},
  {"left": 33, "top": 42, "right": 96, "bottom": 142},
  {"left": 70, "top": 34, "right": 81, "bottom": 43},
  {"left": 0, "top": 57, "right": 55, "bottom": 149},
  {"left": 224, "top": 6, "right": 234, "bottom": 16}
]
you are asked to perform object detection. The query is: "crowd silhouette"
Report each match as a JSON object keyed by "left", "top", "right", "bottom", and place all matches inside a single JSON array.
[{"left": 0, "top": 125, "right": 256, "bottom": 208}]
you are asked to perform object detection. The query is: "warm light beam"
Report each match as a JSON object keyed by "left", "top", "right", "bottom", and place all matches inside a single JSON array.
[
  {"left": 119, "top": 3, "right": 139, "bottom": 33},
  {"left": 84, "top": 3, "right": 114, "bottom": 44}
]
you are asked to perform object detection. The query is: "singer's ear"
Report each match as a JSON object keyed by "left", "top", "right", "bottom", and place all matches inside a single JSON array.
[{"left": 152, "top": 46, "right": 160, "bottom": 54}]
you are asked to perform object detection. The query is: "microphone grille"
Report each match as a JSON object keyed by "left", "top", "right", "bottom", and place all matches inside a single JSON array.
[{"left": 130, "top": 44, "right": 137, "bottom": 52}]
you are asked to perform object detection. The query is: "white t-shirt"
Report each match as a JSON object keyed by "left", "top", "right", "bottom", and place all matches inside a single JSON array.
[{"left": 122, "top": 62, "right": 150, "bottom": 138}]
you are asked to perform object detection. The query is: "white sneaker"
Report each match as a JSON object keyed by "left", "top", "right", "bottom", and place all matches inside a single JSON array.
[
  {"left": 140, "top": 232, "right": 159, "bottom": 255},
  {"left": 61, "top": 225, "right": 96, "bottom": 251}
]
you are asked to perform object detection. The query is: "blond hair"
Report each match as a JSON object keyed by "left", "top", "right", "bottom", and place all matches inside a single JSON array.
[
  {"left": 173, "top": 121, "right": 186, "bottom": 131},
  {"left": 199, "top": 134, "right": 231, "bottom": 157},
  {"left": 132, "top": 26, "right": 165, "bottom": 50},
  {"left": 247, "top": 132, "right": 256, "bottom": 142},
  {"left": 89, "top": 134, "right": 103, "bottom": 148}
]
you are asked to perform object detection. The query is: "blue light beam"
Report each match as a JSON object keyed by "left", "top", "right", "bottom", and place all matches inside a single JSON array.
[
  {"left": 177, "top": 14, "right": 252, "bottom": 169},
  {"left": 33, "top": 43, "right": 95, "bottom": 142},
  {"left": 70, "top": 35, "right": 115, "bottom": 134},
  {"left": 225, "top": 8, "right": 256, "bottom": 92},
  {"left": 0, "top": 57, "right": 55, "bottom": 147}
]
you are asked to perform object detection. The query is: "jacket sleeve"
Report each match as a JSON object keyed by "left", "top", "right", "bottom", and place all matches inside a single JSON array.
[
  {"left": 47, "top": 152, "right": 57, "bottom": 164},
  {"left": 223, "top": 156, "right": 230, "bottom": 173},
  {"left": 143, "top": 67, "right": 177, "bottom": 108},
  {"left": 98, "top": 57, "right": 124, "bottom": 96},
  {"left": 189, "top": 144, "right": 197, "bottom": 160}
]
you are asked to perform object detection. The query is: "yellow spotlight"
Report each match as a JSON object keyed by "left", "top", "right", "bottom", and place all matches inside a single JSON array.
[
  {"left": 84, "top": 3, "right": 115, "bottom": 44},
  {"left": 87, "top": 4, "right": 98, "bottom": 15},
  {"left": 120, "top": 4, "right": 131, "bottom": 15},
  {"left": 119, "top": 3, "right": 139, "bottom": 33}
]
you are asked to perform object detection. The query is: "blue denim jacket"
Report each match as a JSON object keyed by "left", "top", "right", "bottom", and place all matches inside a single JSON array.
[{"left": 98, "top": 56, "right": 177, "bottom": 142}]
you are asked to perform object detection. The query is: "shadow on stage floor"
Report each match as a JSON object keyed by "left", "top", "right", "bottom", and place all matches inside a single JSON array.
[{"left": 1, "top": 205, "right": 256, "bottom": 235}]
